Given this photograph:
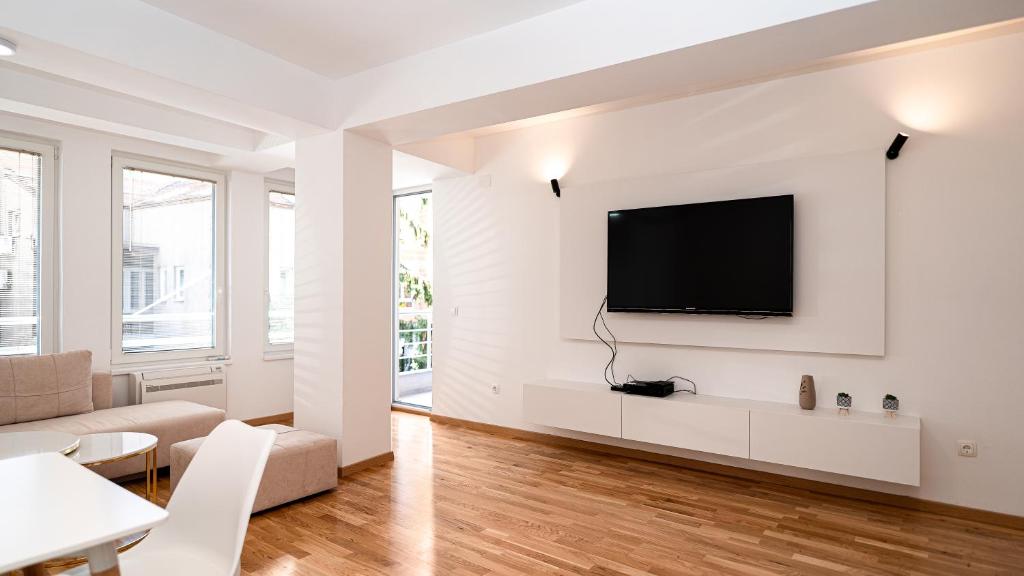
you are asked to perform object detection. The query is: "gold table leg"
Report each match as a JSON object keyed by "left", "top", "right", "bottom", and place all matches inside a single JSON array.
[{"left": 146, "top": 448, "right": 157, "bottom": 503}]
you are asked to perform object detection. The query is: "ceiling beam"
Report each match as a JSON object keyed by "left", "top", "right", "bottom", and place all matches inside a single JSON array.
[
  {"left": 0, "top": 0, "right": 334, "bottom": 134},
  {"left": 343, "top": 0, "right": 1024, "bottom": 145},
  {"left": 0, "top": 63, "right": 270, "bottom": 154},
  {"left": 332, "top": 0, "right": 874, "bottom": 130}
]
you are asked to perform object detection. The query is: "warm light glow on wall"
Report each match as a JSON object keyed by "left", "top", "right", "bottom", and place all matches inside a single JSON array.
[
  {"left": 889, "top": 88, "right": 961, "bottom": 134},
  {"left": 541, "top": 157, "right": 569, "bottom": 182}
]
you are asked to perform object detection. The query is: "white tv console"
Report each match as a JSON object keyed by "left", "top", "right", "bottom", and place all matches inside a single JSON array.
[{"left": 523, "top": 379, "right": 920, "bottom": 486}]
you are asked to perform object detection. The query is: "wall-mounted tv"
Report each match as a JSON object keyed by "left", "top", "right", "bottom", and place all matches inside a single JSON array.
[{"left": 606, "top": 194, "right": 793, "bottom": 316}]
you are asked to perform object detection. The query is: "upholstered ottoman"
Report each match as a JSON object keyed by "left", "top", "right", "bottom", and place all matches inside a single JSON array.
[{"left": 170, "top": 423, "right": 337, "bottom": 512}]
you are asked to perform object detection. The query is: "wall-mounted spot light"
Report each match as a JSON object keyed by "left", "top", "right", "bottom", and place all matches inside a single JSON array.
[
  {"left": 0, "top": 38, "right": 17, "bottom": 57},
  {"left": 550, "top": 178, "right": 561, "bottom": 198},
  {"left": 886, "top": 132, "right": 909, "bottom": 160}
]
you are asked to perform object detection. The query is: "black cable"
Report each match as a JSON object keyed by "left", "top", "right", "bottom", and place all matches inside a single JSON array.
[
  {"left": 667, "top": 376, "right": 697, "bottom": 395},
  {"left": 592, "top": 296, "right": 698, "bottom": 395},
  {"left": 592, "top": 296, "right": 621, "bottom": 388}
]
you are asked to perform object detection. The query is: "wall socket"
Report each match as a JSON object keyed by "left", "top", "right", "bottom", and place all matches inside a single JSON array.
[
  {"left": 957, "top": 440, "right": 978, "bottom": 458},
  {"left": 491, "top": 384, "right": 501, "bottom": 395}
]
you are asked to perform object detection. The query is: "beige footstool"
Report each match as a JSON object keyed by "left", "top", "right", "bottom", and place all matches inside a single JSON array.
[{"left": 170, "top": 423, "right": 337, "bottom": 512}]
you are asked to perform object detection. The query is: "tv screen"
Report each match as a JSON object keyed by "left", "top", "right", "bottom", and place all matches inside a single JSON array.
[{"left": 606, "top": 194, "right": 793, "bottom": 316}]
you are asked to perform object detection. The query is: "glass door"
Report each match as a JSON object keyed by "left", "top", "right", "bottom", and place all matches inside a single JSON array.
[{"left": 393, "top": 189, "right": 433, "bottom": 409}]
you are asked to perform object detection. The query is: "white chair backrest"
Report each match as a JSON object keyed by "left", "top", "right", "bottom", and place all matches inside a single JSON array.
[{"left": 138, "top": 420, "right": 275, "bottom": 574}]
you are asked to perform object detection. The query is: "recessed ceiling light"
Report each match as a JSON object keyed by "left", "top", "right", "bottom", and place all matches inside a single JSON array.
[{"left": 0, "top": 38, "right": 16, "bottom": 56}]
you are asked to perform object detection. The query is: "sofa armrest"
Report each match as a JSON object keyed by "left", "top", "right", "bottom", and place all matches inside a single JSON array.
[{"left": 91, "top": 371, "right": 113, "bottom": 410}]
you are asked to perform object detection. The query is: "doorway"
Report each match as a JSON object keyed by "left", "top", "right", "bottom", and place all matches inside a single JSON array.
[{"left": 393, "top": 188, "right": 433, "bottom": 409}]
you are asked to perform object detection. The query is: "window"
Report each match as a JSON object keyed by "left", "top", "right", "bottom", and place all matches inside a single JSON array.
[
  {"left": 0, "top": 134, "right": 56, "bottom": 356},
  {"left": 265, "top": 180, "right": 294, "bottom": 356},
  {"left": 112, "top": 156, "right": 226, "bottom": 364}
]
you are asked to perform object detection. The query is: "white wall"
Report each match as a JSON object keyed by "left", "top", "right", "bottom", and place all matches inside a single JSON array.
[
  {"left": 432, "top": 31, "right": 1024, "bottom": 516},
  {"left": 0, "top": 112, "right": 293, "bottom": 420},
  {"left": 227, "top": 171, "right": 294, "bottom": 420},
  {"left": 559, "top": 149, "right": 886, "bottom": 356}
]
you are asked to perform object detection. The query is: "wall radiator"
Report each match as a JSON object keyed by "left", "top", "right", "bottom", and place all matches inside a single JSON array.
[{"left": 132, "top": 365, "right": 226, "bottom": 410}]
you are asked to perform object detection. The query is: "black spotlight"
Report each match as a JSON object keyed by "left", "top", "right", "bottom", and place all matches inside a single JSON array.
[
  {"left": 550, "top": 178, "right": 561, "bottom": 198},
  {"left": 886, "top": 132, "right": 909, "bottom": 160}
]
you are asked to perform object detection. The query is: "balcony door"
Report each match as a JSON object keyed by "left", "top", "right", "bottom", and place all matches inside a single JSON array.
[{"left": 393, "top": 188, "right": 433, "bottom": 409}]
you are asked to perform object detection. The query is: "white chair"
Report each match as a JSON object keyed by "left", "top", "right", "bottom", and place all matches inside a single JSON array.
[{"left": 65, "top": 420, "right": 276, "bottom": 576}]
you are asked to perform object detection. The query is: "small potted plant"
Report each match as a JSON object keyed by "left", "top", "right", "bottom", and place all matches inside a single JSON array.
[
  {"left": 836, "top": 392, "right": 852, "bottom": 414},
  {"left": 883, "top": 394, "right": 899, "bottom": 417}
]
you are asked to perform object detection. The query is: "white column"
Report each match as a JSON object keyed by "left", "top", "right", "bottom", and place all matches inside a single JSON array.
[{"left": 294, "top": 129, "right": 393, "bottom": 467}]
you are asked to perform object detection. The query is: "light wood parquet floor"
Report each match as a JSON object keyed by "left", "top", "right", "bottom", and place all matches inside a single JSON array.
[{"left": 115, "top": 412, "right": 1023, "bottom": 576}]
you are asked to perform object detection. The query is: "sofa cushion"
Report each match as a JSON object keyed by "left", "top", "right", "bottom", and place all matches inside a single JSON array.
[
  {"left": 91, "top": 371, "right": 113, "bottom": 411},
  {"left": 1, "top": 400, "right": 225, "bottom": 478},
  {"left": 0, "top": 350, "right": 93, "bottom": 425}
]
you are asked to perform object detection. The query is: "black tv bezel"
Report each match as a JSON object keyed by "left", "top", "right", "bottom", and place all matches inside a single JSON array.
[{"left": 605, "top": 194, "right": 794, "bottom": 317}]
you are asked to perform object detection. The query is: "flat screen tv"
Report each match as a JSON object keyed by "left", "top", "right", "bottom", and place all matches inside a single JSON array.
[{"left": 606, "top": 194, "right": 793, "bottom": 316}]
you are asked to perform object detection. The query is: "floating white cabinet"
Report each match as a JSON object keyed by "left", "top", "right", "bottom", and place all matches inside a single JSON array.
[
  {"left": 622, "top": 394, "right": 749, "bottom": 458},
  {"left": 522, "top": 379, "right": 921, "bottom": 486},
  {"left": 522, "top": 379, "right": 622, "bottom": 437},
  {"left": 749, "top": 406, "right": 920, "bottom": 486}
]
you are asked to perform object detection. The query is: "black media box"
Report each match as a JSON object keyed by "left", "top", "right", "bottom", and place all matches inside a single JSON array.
[{"left": 619, "top": 380, "right": 675, "bottom": 398}]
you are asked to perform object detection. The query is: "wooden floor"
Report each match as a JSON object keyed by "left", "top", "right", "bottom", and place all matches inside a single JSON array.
[{"left": 119, "top": 412, "right": 1023, "bottom": 576}]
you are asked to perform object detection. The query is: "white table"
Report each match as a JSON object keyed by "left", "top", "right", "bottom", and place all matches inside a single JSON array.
[
  {"left": 0, "top": 430, "right": 80, "bottom": 459},
  {"left": 0, "top": 452, "right": 168, "bottom": 575}
]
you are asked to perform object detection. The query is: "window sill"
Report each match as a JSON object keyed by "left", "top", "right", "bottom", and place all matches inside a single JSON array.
[{"left": 110, "top": 356, "right": 231, "bottom": 376}]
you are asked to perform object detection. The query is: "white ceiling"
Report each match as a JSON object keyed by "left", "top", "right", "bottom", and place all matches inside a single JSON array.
[
  {"left": 4, "top": 0, "right": 1022, "bottom": 171},
  {"left": 139, "top": 0, "right": 584, "bottom": 79}
]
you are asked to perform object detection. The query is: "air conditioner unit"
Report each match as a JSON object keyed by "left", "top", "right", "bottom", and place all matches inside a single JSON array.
[{"left": 133, "top": 365, "right": 226, "bottom": 410}]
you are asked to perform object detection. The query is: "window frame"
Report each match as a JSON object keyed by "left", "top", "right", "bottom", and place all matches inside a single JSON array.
[
  {"left": 173, "top": 265, "right": 186, "bottom": 302},
  {"left": 263, "top": 178, "right": 294, "bottom": 359},
  {"left": 0, "top": 133, "right": 58, "bottom": 357},
  {"left": 110, "top": 155, "right": 227, "bottom": 367}
]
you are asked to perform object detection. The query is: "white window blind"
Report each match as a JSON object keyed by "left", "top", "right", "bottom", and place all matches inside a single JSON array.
[
  {"left": 119, "top": 167, "right": 217, "bottom": 354},
  {"left": 0, "top": 146, "right": 42, "bottom": 355},
  {"left": 267, "top": 189, "right": 294, "bottom": 346}
]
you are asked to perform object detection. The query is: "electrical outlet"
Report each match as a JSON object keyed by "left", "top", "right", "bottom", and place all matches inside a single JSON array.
[
  {"left": 491, "top": 384, "right": 500, "bottom": 395},
  {"left": 957, "top": 440, "right": 977, "bottom": 458}
]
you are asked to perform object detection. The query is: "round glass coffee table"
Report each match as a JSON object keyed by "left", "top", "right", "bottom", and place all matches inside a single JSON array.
[
  {"left": 70, "top": 431, "right": 159, "bottom": 502},
  {"left": 0, "top": 430, "right": 80, "bottom": 459}
]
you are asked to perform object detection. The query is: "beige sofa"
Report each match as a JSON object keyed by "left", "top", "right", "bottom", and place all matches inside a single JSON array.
[{"left": 0, "top": 350, "right": 224, "bottom": 478}]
